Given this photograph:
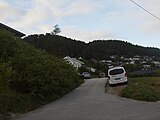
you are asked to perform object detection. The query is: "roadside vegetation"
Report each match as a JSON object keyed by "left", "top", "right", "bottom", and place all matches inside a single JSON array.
[
  {"left": 106, "top": 75, "right": 160, "bottom": 102},
  {"left": 120, "top": 77, "right": 160, "bottom": 102},
  {"left": 0, "top": 29, "right": 83, "bottom": 119}
]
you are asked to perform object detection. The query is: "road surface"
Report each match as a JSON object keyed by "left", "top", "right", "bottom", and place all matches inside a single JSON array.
[{"left": 15, "top": 78, "right": 160, "bottom": 120}]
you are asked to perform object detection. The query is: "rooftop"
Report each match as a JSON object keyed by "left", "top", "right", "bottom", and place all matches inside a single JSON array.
[{"left": 0, "top": 23, "right": 25, "bottom": 37}]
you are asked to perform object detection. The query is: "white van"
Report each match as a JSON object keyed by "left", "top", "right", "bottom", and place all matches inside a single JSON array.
[{"left": 108, "top": 67, "right": 128, "bottom": 86}]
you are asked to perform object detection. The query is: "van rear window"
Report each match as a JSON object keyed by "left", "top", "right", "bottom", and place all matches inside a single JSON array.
[{"left": 109, "top": 69, "right": 124, "bottom": 75}]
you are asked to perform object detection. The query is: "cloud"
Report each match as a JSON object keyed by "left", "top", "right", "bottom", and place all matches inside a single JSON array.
[
  {"left": 0, "top": 0, "right": 104, "bottom": 35},
  {"left": 0, "top": 1, "right": 24, "bottom": 22},
  {"left": 129, "top": 0, "right": 160, "bottom": 34},
  {"left": 1, "top": 0, "right": 160, "bottom": 48},
  {"left": 61, "top": 26, "right": 115, "bottom": 43},
  {"left": 99, "top": 0, "right": 160, "bottom": 41}
]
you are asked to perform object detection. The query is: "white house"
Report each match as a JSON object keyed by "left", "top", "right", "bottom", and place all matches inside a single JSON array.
[
  {"left": 132, "top": 57, "right": 140, "bottom": 61},
  {"left": 110, "top": 55, "right": 117, "bottom": 59},
  {"left": 152, "top": 61, "right": 160, "bottom": 67},
  {"left": 86, "top": 67, "right": 96, "bottom": 73},
  {"left": 130, "top": 61, "right": 135, "bottom": 64},
  {"left": 101, "top": 60, "right": 106, "bottom": 63},
  {"left": 143, "top": 65, "right": 151, "bottom": 70},
  {"left": 63, "top": 56, "right": 84, "bottom": 70}
]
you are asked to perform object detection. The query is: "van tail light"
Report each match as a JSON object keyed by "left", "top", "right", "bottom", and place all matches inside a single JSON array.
[{"left": 125, "top": 73, "right": 127, "bottom": 77}]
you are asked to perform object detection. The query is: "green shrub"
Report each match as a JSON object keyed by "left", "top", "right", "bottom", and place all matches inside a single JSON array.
[
  {"left": 0, "top": 63, "right": 11, "bottom": 91},
  {"left": 155, "top": 69, "right": 160, "bottom": 76},
  {"left": 0, "top": 29, "right": 83, "bottom": 118}
]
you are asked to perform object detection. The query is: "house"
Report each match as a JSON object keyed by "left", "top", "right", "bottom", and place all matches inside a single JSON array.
[
  {"left": 0, "top": 23, "right": 25, "bottom": 37},
  {"left": 101, "top": 60, "right": 106, "bottom": 63},
  {"left": 124, "top": 58, "right": 132, "bottom": 61},
  {"left": 100, "top": 60, "right": 112, "bottom": 63},
  {"left": 86, "top": 67, "right": 96, "bottom": 73},
  {"left": 120, "top": 56, "right": 124, "bottom": 59},
  {"left": 108, "top": 65, "right": 114, "bottom": 69},
  {"left": 110, "top": 55, "right": 117, "bottom": 59},
  {"left": 90, "top": 67, "right": 96, "bottom": 72},
  {"left": 141, "top": 61, "right": 147, "bottom": 64},
  {"left": 152, "top": 61, "right": 160, "bottom": 67},
  {"left": 132, "top": 57, "right": 140, "bottom": 61},
  {"left": 143, "top": 65, "right": 151, "bottom": 70},
  {"left": 106, "top": 60, "right": 112, "bottom": 63},
  {"left": 63, "top": 56, "right": 84, "bottom": 70},
  {"left": 145, "top": 57, "right": 153, "bottom": 61},
  {"left": 134, "top": 55, "right": 141, "bottom": 58},
  {"left": 130, "top": 61, "right": 135, "bottom": 64},
  {"left": 78, "top": 57, "right": 83, "bottom": 60}
]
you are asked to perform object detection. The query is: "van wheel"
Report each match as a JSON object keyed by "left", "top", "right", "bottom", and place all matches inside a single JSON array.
[
  {"left": 109, "top": 83, "right": 113, "bottom": 87},
  {"left": 125, "top": 81, "right": 128, "bottom": 85}
]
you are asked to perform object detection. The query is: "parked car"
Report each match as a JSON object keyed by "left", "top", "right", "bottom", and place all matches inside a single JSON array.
[
  {"left": 82, "top": 72, "right": 91, "bottom": 79},
  {"left": 108, "top": 67, "right": 128, "bottom": 86}
]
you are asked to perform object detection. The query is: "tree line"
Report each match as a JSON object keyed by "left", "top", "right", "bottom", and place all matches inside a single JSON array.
[{"left": 24, "top": 34, "right": 160, "bottom": 60}]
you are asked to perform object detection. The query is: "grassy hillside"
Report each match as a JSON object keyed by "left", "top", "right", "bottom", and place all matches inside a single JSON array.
[
  {"left": 24, "top": 34, "right": 160, "bottom": 60},
  {"left": 0, "top": 30, "right": 83, "bottom": 119},
  {"left": 121, "top": 77, "right": 160, "bottom": 102}
]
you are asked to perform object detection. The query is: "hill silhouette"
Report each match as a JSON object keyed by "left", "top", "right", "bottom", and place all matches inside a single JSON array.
[{"left": 24, "top": 34, "right": 160, "bottom": 60}]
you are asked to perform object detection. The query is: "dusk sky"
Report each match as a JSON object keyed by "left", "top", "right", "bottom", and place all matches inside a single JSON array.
[{"left": 1, "top": 0, "right": 160, "bottom": 48}]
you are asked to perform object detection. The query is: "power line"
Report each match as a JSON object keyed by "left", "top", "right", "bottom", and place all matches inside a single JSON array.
[{"left": 130, "top": 0, "right": 160, "bottom": 21}]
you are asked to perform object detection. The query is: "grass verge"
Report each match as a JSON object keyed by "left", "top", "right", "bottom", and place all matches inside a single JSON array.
[{"left": 121, "top": 77, "right": 160, "bottom": 102}]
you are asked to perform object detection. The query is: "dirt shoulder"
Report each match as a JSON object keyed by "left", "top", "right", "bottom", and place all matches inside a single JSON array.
[{"left": 105, "top": 84, "right": 127, "bottom": 96}]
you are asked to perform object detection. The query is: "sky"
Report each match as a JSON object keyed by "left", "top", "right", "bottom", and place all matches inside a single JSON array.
[{"left": 1, "top": 0, "right": 160, "bottom": 48}]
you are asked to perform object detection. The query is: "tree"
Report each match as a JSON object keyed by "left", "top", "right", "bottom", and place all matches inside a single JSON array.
[{"left": 51, "top": 24, "right": 61, "bottom": 35}]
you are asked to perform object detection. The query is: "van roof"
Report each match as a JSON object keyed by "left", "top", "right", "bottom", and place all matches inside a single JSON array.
[{"left": 108, "top": 66, "right": 125, "bottom": 71}]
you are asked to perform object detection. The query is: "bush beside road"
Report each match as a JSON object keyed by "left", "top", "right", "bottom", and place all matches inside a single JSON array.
[{"left": 0, "top": 29, "right": 83, "bottom": 119}]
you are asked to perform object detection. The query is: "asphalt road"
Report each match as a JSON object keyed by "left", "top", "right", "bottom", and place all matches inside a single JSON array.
[{"left": 15, "top": 78, "right": 160, "bottom": 120}]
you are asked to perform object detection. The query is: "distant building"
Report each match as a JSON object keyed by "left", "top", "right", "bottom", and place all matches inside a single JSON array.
[
  {"left": 134, "top": 55, "right": 141, "bottom": 58},
  {"left": 143, "top": 65, "right": 151, "bottom": 70},
  {"left": 101, "top": 60, "right": 106, "bottom": 63},
  {"left": 90, "top": 67, "right": 96, "bottom": 73},
  {"left": 110, "top": 55, "right": 117, "bottom": 59},
  {"left": 86, "top": 67, "right": 96, "bottom": 73},
  {"left": 130, "top": 61, "right": 135, "bottom": 64},
  {"left": 0, "top": 23, "right": 25, "bottom": 37},
  {"left": 152, "top": 61, "right": 160, "bottom": 67},
  {"left": 108, "top": 65, "right": 114, "bottom": 69},
  {"left": 78, "top": 57, "right": 83, "bottom": 60},
  {"left": 124, "top": 58, "right": 132, "bottom": 61},
  {"left": 145, "top": 58, "right": 153, "bottom": 61},
  {"left": 132, "top": 57, "right": 140, "bottom": 61},
  {"left": 141, "top": 61, "right": 147, "bottom": 64},
  {"left": 120, "top": 56, "right": 124, "bottom": 59},
  {"left": 106, "top": 60, "right": 112, "bottom": 63},
  {"left": 63, "top": 56, "right": 84, "bottom": 70}
]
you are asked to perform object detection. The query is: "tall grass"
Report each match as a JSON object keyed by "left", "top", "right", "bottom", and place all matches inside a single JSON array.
[{"left": 121, "top": 77, "right": 160, "bottom": 102}]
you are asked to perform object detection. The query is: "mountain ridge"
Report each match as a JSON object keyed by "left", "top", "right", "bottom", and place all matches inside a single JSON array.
[{"left": 24, "top": 34, "right": 160, "bottom": 60}]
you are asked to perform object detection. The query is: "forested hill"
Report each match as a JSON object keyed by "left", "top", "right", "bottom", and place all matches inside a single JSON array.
[
  {"left": 24, "top": 34, "right": 86, "bottom": 58},
  {"left": 84, "top": 40, "right": 160, "bottom": 59},
  {"left": 24, "top": 34, "right": 160, "bottom": 60}
]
